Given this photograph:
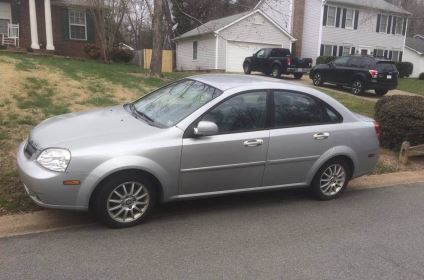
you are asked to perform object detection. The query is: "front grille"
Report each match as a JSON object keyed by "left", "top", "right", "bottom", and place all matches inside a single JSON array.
[{"left": 24, "top": 140, "right": 37, "bottom": 159}]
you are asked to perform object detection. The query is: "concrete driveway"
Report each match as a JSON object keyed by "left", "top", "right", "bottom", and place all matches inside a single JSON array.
[{"left": 1, "top": 183, "right": 424, "bottom": 280}]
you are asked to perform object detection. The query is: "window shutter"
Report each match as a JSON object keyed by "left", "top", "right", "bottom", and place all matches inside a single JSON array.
[
  {"left": 341, "top": 8, "right": 347, "bottom": 28},
  {"left": 336, "top": 8, "right": 341, "bottom": 27},
  {"left": 323, "top": 5, "right": 328, "bottom": 26},
  {"left": 351, "top": 47, "right": 356, "bottom": 55},
  {"left": 373, "top": 49, "right": 377, "bottom": 57},
  {"left": 320, "top": 44, "right": 324, "bottom": 56},
  {"left": 399, "top": 51, "right": 403, "bottom": 62},
  {"left": 402, "top": 18, "right": 407, "bottom": 35},
  {"left": 384, "top": 50, "right": 388, "bottom": 58},
  {"left": 392, "top": 17, "right": 397, "bottom": 34},
  {"left": 63, "top": 8, "right": 69, "bottom": 40},
  {"left": 389, "top": 51, "right": 393, "bottom": 60},
  {"left": 332, "top": 45, "right": 337, "bottom": 57},
  {"left": 86, "top": 11, "right": 95, "bottom": 43},
  {"left": 376, "top": 14, "right": 381, "bottom": 32},
  {"left": 387, "top": 16, "right": 392, "bottom": 34},
  {"left": 11, "top": 0, "right": 20, "bottom": 24},
  {"left": 354, "top": 10, "right": 359, "bottom": 30},
  {"left": 338, "top": 46, "right": 343, "bottom": 56}
]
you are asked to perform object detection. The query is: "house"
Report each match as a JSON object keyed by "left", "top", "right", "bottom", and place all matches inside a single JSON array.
[
  {"left": 0, "top": 0, "right": 97, "bottom": 58},
  {"left": 404, "top": 35, "right": 424, "bottom": 78},
  {"left": 174, "top": 9, "right": 296, "bottom": 72},
  {"left": 257, "top": 0, "right": 411, "bottom": 63}
]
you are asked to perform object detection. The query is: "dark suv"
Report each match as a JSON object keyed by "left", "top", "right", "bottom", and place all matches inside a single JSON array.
[{"left": 309, "top": 56, "right": 398, "bottom": 96}]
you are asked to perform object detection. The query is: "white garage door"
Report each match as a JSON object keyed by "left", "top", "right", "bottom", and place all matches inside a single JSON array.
[{"left": 226, "top": 41, "right": 281, "bottom": 72}]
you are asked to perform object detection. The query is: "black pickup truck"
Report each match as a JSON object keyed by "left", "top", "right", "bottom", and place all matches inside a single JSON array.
[{"left": 243, "top": 48, "right": 313, "bottom": 79}]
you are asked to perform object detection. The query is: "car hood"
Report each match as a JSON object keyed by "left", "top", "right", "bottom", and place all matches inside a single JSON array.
[{"left": 30, "top": 105, "right": 162, "bottom": 149}]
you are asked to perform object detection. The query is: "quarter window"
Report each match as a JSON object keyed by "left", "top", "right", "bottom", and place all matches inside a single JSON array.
[
  {"left": 69, "top": 9, "right": 87, "bottom": 40},
  {"left": 202, "top": 91, "right": 268, "bottom": 134},
  {"left": 327, "top": 6, "right": 337, "bottom": 27},
  {"left": 273, "top": 91, "right": 341, "bottom": 127}
]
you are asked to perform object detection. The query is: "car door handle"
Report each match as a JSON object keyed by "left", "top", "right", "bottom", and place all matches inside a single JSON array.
[
  {"left": 313, "top": 132, "right": 330, "bottom": 140},
  {"left": 243, "top": 139, "right": 264, "bottom": 147}
]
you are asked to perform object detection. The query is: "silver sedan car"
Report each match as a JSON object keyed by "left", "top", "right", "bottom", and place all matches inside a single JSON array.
[{"left": 17, "top": 74, "right": 380, "bottom": 228}]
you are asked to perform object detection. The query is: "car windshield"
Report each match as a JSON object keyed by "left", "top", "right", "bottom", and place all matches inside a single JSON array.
[{"left": 132, "top": 79, "right": 222, "bottom": 127}]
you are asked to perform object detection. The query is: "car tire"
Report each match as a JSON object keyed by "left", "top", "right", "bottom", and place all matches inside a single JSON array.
[
  {"left": 310, "top": 159, "right": 351, "bottom": 201},
  {"left": 375, "top": 89, "right": 388, "bottom": 96},
  {"left": 293, "top": 73, "right": 303, "bottom": 80},
  {"left": 243, "top": 62, "right": 251, "bottom": 74},
  {"left": 271, "top": 65, "right": 282, "bottom": 78},
  {"left": 94, "top": 172, "right": 157, "bottom": 228},
  {"left": 351, "top": 79, "right": 364, "bottom": 95},
  {"left": 312, "top": 72, "right": 323, "bottom": 86}
]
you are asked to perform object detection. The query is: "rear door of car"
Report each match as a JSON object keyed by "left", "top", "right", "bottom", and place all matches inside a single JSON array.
[
  {"left": 179, "top": 90, "right": 271, "bottom": 195},
  {"left": 262, "top": 90, "right": 343, "bottom": 187}
]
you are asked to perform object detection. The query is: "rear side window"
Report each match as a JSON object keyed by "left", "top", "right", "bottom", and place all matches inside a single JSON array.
[
  {"left": 377, "top": 62, "right": 397, "bottom": 72},
  {"left": 348, "top": 58, "right": 370, "bottom": 68},
  {"left": 273, "top": 91, "right": 342, "bottom": 127}
]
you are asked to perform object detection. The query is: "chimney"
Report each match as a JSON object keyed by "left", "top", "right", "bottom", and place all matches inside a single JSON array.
[{"left": 292, "top": 0, "right": 306, "bottom": 56}]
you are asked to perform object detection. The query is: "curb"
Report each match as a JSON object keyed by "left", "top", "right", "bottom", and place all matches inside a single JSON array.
[{"left": 1, "top": 171, "right": 424, "bottom": 238}]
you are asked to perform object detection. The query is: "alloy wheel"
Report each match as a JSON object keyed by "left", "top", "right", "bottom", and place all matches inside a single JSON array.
[
  {"left": 107, "top": 181, "right": 150, "bottom": 223},
  {"left": 319, "top": 164, "right": 346, "bottom": 196},
  {"left": 352, "top": 80, "right": 363, "bottom": 95},
  {"left": 313, "top": 73, "right": 322, "bottom": 86}
]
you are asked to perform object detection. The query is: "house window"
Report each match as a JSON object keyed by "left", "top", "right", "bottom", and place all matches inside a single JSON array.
[
  {"left": 327, "top": 6, "right": 337, "bottom": 27},
  {"left": 392, "top": 51, "right": 400, "bottom": 62},
  {"left": 69, "top": 9, "right": 87, "bottom": 40},
  {"left": 192, "top": 41, "right": 198, "bottom": 60},
  {"left": 395, "top": 17, "right": 403, "bottom": 34},
  {"left": 345, "top": 9, "right": 354, "bottom": 29},
  {"left": 323, "top": 45, "right": 333, "bottom": 56},
  {"left": 342, "top": 46, "right": 351, "bottom": 56},
  {"left": 375, "top": 49, "right": 384, "bottom": 57},
  {"left": 379, "top": 14, "right": 388, "bottom": 33},
  {"left": 0, "top": 19, "right": 9, "bottom": 35}
]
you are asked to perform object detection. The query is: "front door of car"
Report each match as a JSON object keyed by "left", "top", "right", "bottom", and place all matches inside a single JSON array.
[
  {"left": 251, "top": 49, "right": 267, "bottom": 71},
  {"left": 331, "top": 57, "right": 351, "bottom": 85},
  {"left": 263, "top": 90, "right": 341, "bottom": 187},
  {"left": 179, "top": 90, "right": 270, "bottom": 195}
]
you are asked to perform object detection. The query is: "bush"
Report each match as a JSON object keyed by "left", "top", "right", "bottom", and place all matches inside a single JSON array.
[
  {"left": 316, "top": 56, "right": 335, "bottom": 65},
  {"left": 395, "top": 62, "right": 413, "bottom": 78},
  {"left": 84, "top": 44, "right": 101, "bottom": 60},
  {"left": 111, "top": 48, "right": 134, "bottom": 63},
  {"left": 375, "top": 96, "right": 424, "bottom": 149},
  {"left": 419, "top": 73, "right": 424, "bottom": 80},
  {"left": 0, "top": 45, "right": 7, "bottom": 50}
]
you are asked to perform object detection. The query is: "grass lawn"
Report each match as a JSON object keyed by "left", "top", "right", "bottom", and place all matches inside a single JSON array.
[
  {"left": 0, "top": 52, "right": 378, "bottom": 214},
  {"left": 397, "top": 78, "right": 424, "bottom": 96}
]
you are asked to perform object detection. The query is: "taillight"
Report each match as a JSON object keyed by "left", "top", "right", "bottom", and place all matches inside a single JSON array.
[
  {"left": 374, "top": 121, "right": 381, "bottom": 142},
  {"left": 369, "top": 69, "right": 378, "bottom": 79},
  {"left": 287, "top": 57, "right": 291, "bottom": 66}
]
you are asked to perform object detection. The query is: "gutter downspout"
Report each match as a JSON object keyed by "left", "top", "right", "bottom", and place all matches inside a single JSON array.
[{"left": 215, "top": 32, "right": 219, "bottom": 70}]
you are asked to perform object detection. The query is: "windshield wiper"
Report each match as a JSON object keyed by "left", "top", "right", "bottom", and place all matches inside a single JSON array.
[{"left": 128, "top": 103, "right": 155, "bottom": 123}]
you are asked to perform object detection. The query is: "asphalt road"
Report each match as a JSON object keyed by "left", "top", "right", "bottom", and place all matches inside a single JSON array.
[{"left": 1, "top": 183, "right": 424, "bottom": 280}]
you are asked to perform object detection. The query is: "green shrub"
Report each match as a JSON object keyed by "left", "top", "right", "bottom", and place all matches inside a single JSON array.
[
  {"left": 395, "top": 62, "right": 413, "bottom": 78},
  {"left": 84, "top": 44, "right": 101, "bottom": 60},
  {"left": 0, "top": 45, "right": 6, "bottom": 50},
  {"left": 111, "top": 48, "right": 134, "bottom": 63},
  {"left": 375, "top": 96, "right": 424, "bottom": 149},
  {"left": 316, "top": 56, "right": 335, "bottom": 65},
  {"left": 419, "top": 73, "right": 424, "bottom": 80}
]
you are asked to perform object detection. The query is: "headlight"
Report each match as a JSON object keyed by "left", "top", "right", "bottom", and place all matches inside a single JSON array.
[{"left": 37, "top": 148, "right": 71, "bottom": 172}]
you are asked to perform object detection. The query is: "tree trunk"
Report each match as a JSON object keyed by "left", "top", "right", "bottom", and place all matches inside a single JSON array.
[{"left": 150, "top": 0, "right": 164, "bottom": 76}]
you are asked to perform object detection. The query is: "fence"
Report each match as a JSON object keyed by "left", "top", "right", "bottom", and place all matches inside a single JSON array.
[{"left": 132, "top": 49, "right": 174, "bottom": 72}]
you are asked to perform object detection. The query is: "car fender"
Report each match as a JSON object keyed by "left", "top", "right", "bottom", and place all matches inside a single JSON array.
[
  {"left": 305, "top": 146, "right": 359, "bottom": 185},
  {"left": 76, "top": 155, "right": 175, "bottom": 207}
]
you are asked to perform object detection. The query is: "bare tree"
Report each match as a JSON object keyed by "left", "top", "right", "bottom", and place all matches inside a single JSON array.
[
  {"left": 126, "top": 0, "right": 152, "bottom": 49},
  {"left": 88, "top": 0, "right": 130, "bottom": 63},
  {"left": 150, "top": 0, "right": 164, "bottom": 76}
]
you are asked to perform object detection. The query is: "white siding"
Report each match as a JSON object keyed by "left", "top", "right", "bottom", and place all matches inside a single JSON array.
[
  {"left": 176, "top": 34, "right": 216, "bottom": 71},
  {"left": 403, "top": 49, "right": 424, "bottom": 78},
  {"left": 257, "top": 0, "right": 293, "bottom": 32},
  {"left": 301, "top": 0, "right": 322, "bottom": 62},
  {"left": 322, "top": 8, "right": 405, "bottom": 54},
  {"left": 218, "top": 37, "right": 226, "bottom": 70}
]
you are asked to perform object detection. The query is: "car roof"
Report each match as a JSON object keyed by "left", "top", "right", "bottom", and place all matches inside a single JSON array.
[{"left": 190, "top": 74, "right": 293, "bottom": 91}]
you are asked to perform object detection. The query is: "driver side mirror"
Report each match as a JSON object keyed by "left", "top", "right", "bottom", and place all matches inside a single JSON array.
[{"left": 194, "top": 121, "right": 218, "bottom": 137}]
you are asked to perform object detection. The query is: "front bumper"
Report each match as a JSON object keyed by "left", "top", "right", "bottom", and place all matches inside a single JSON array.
[{"left": 16, "top": 141, "right": 87, "bottom": 211}]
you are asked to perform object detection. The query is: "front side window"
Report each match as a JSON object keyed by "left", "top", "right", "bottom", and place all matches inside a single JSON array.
[
  {"left": 327, "top": 6, "right": 337, "bottom": 27},
  {"left": 256, "top": 49, "right": 266, "bottom": 58},
  {"left": 273, "top": 91, "right": 341, "bottom": 127},
  {"left": 133, "top": 80, "right": 222, "bottom": 127},
  {"left": 192, "top": 41, "right": 198, "bottom": 60},
  {"left": 334, "top": 57, "right": 350, "bottom": 66},
  {"left": 69, "top": 9, "right": 87, "bottom": 40},
  {"left": 201, "top": 91, "right": 268, "bottom": 134},
  {"left": 379, "top": 14, "right": 388, "bottom": 33},
  {"left": 345, "top": 9, "right": 354, "bottom": 29}
]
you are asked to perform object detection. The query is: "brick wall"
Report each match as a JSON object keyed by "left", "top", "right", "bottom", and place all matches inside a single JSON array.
[{"left": 292, "top": 0, "right": 305, "bottom": 57}]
